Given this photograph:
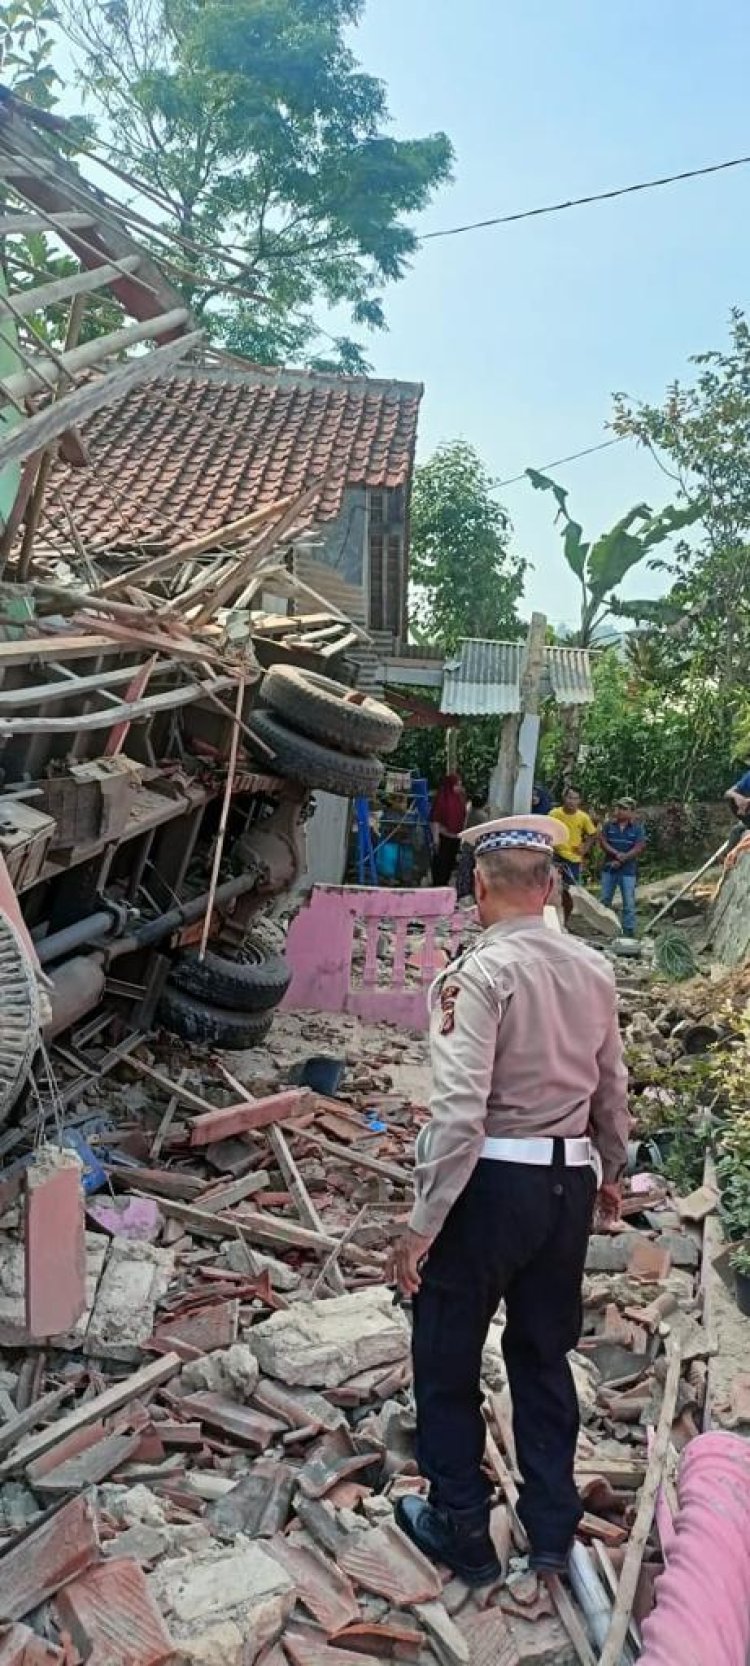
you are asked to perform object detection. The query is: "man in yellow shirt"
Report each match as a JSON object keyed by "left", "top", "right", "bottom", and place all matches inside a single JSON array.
[{"left": 550, "top": 788, "right": 597, "bottom": 927}]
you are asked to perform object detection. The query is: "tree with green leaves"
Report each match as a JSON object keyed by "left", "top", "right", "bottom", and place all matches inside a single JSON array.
[
  {"left": 526, "top": 468, "right": 703, "bottom": 648},
  {"left": 54, "top": 0, "right": 453, "bottom": 370},
  {"left": 612, "top": 310, "right": 750, "bottom": 698},
  {"left": 409, "top": 442, "right": 526, "bottom": 650}
]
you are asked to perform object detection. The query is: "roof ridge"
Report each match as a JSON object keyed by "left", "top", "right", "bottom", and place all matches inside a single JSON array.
[{"left": 175, "top": 360, "right": 424, "bottom": 399}]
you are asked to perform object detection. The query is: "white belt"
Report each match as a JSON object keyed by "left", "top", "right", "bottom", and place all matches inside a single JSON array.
[{"left": 481, "top": 1135, "right": 595, "bottom": 1167}]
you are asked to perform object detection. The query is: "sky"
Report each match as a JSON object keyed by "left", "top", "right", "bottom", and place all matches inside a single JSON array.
[{"left": 340, "top": 0, "right": 750, "bottom": 623}]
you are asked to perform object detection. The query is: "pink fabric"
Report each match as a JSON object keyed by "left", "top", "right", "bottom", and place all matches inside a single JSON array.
[{"left": 639, "top": 1432, "right": 750, "bottom": 1666}]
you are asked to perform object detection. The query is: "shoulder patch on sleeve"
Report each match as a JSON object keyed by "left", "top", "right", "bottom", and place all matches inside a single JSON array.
[{"left": 438, "top": 980, "right": 461, "bottom": 1034}]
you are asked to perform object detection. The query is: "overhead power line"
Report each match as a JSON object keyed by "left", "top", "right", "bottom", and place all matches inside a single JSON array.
[
  {"left": 421, "top": 152, "right": 750, "bottom": 242},
  {"left": 496, "top": 437, "right": 625, "bottom": 488}
]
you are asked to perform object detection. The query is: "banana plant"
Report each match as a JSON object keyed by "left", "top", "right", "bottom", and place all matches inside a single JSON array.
[{"left": 526, "top": 468, "right": 704, "bottom": 647}]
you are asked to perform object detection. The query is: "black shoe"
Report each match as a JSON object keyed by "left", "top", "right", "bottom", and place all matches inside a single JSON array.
[
  {"left": 395, "top": 1494, "right": 502, "bottom": 1587},
  {"left": 529, "top": 1546, "right": 571, "bottom": 1578}
]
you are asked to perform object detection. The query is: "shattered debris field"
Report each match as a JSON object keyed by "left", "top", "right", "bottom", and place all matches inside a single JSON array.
[{"left": 2, "top": 971, "right": 750, "bottom": 1666}]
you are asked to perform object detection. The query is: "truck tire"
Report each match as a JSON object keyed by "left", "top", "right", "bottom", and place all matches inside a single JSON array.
[
  {"left": 248, "top": 710, "right": 383, "bottom": 797},
  {"left": 261, "top": 666, "right": 402, "bottom": 757},
  {"left": 157, "top": 985, "right": 274, "bottom": 1049},
  {"left": 170, "top": 942, "right": 291, "bottom": 1013},
  {"left": 0, "top": 914, "right": 40, "bottom": 1125}
]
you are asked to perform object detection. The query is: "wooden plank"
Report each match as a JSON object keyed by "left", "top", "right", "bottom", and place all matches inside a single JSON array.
[
  {"left": 0, "top": 211, "right": 95, "bottom": 236},
  {"left": 0, "top": 661, "right": 155, "bottom": 709},
  {"left": 0, "top": 330, "right": 203, "bottom": 472},
  {"left": 146, "top": 1194, "right": 372, "bottom": 1264},
  {"left": 301, "top": 1128, "right": 409, "bottom": 1186},
  {"left": 150, "top": 1066, "right": 189, "bottom": 1163},
  {"left": 193, "top": 484, "right": 321, "bottom": 625},
  {"left": 266, "top": 1124, "right": 346, "bottom": 1294},
  {"left": 597, "top": 1338, "right": 682, "bottom": 1666},
  {"left": 196, "top": 1170, "right": 270, "bottom": 1212},
  {"left": 0, "top": 674, "right": 235, "bottom": 733},
  {"left": 0, "top": 1384, "right": 75, "bottom": 1461},
  {"left": 2, "top": 307, "right": 190, "bottom": 400},
  {"left": 0, "top": 1354, "right": 181, "bottom": 1475},
  {"left": 5, "top": 256, "right": 141, "bottom": 320}
]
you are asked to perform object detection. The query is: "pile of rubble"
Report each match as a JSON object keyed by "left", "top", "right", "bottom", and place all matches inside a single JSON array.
[{"left": 0, "top": 996, "right": 735, "bottom": 1666}]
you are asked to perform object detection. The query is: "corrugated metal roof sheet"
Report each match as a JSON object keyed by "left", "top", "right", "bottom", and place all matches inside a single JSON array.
[
  {"left": 441, "top": 640, "right": 522, "bottom": 716},
  {"left": 544, "top": 645, "right": 594, "bottom": 706},
  {"left": 440, "top": 639, "right": 594, "bottom": 716}
]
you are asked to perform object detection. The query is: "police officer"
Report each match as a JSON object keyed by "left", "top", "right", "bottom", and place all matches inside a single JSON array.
[{"left": 392, "top": 815, "right": 628, "bottom": 1587}]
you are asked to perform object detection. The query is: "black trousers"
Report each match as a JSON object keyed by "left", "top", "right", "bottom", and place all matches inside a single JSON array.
[
  {"left": 412, "top": 1149, "right": 596, "bottom": 1556},
  {"left": 431, "top": 834, "right": 460, "bottom": 886}
]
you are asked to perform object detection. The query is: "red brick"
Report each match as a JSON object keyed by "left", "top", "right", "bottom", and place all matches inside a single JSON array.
[
  {"left": 25, "top": 1420, "right": 107, "bottom": 1483},
  {"left": 24, "top": 1149, "right": 86, "bottom": 1339},
  {"left": 627, "top": 1236, "right": 672, "bottom": 1282},
  {"left": 266, "top": 1534, "right": 359, "bottom": 1634},
  {"left": 181, "top": 1391, "right": 285, "bottom": 1450},
  {"left": 55, "top": 1558, "right": 176, "bottom": 1666},
  {"left": 338, "top": 1525, "right": 442, "bottom": 1606},
  {"left": 0, "top": 1494, "right": 99, "bottom": 1621},
  {"left": 189, "top": 1090, "right": 306, "bottom": 1147}
]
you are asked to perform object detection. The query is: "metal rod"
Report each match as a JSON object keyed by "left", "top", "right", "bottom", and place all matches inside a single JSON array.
[{"left": 648, "top": 839, "right": 729, "bottom": 931}]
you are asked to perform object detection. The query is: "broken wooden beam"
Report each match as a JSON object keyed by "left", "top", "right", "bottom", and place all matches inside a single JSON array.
[{"left": 0, "top": 1354, "right": 181, "bottom": 1475}]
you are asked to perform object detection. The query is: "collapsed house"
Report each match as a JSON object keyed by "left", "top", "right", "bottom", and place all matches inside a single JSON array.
[{"left": 0, "top": 90, "right": 423, "bottom": 1118}]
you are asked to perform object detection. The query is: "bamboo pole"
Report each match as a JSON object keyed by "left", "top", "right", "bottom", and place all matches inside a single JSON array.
[{"left": 198, "top": 676, "right": 245, "bottom": 961}]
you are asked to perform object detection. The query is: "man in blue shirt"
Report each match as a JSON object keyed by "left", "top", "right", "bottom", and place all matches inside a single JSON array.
[
  {"left": 599, "top": 798, "right": 647, "bottom": 936},
  {"left": 725, "top": 769, "right": 750, "bottom": 849}
]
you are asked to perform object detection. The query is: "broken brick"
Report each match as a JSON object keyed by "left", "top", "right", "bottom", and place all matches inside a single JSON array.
[
  {"left": 626, "top": 1236, "right": 673, "bottom": 1283},
  {"left": 181, "top": 1392, "right": 285, "bottom": 1451},
  {"left": 338, "top": 1524, "right": 443, "bottom": 1605},
  {"left": 285, "top": 1641, "right": 380, "bottom": 1666},
  {"left": 0, "top": 1625, "right": 65, "bottom": 1666},
  {"left": 32, "top": 1430, "right": 143, "bottom": 1496},
  {"left": 150, "top": 1301, "right": 239, "bottom": 1361},
  {"left": 266, "top": 1534, "right": 360, "bottom": 1634},
  {"left": 0, "top": 1493, "right": 99, "bottom": 1622},
  {"left": 189, "top": 1090, "right": 307, "bottom": 1147},
  {"left": 24, "top": 1147, "right": 86, "bottom": 1340},
  {"left": 206, "top": 1460, "right": 295, "bottom": 1541},
  {"left": 330, "top": 1623, "right": 422, "bottom": 1661},
  {"left": 56, "top": 1557, "right": 176, "bottom": 1666}
]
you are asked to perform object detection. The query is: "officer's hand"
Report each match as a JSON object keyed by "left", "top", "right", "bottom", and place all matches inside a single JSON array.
[
  {"left": 597, "top": 1182, "right": 622, "bottom": 1224},
  {"left": 392, "top": 1229, "right": 433, "bottom": 1296}
]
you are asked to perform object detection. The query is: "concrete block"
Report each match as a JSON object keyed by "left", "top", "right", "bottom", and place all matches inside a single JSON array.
[
  {"left": 84, "top": 1240, "right": 175, "bottom": 1363},
  {"left": 569, "top": 887, "right": 620, "bottom": 940},
  {"left": 247, "top": 1287, "right": 409, "bottom": 1388},
  {"left": 24, "top": 1145, "right": 86, "bottom": 1339},
  {"left": 149, "top": 1541, "right": 295, "bottom": 1666},
  {"left": 180, "top": 1343, "right": 259, "bottom": 1400}
]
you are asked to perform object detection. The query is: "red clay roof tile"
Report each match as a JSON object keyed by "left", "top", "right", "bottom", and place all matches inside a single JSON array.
[{"left": 40, "top": 365, "right": 422, "bottom": 555}]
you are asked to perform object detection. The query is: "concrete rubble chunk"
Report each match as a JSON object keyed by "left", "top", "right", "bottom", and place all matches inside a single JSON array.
[
  {"left": 149, "top": 1539, "right": 295, "bottom": 1666},
  {"left": 180, "top": 1343, "right": 260, "bottom": 1400},
  {"left": 506, "top": 1615, "right": 577, "bottom": 1665},
  {"left": 456, "top": 1607, "right": 520, "bottom": 1666},
  {"left": 569, "top": 887, "right": 620, "bottom": 939},
  {"left": 222, "top": 1243, "right": 301, "bottom": 1291},
  {"left": 247, "top": 1288, "right": 409, "bottom": 1388},
  {"left": 84, "top": 1239, "right": 175, "bottom": 1363}
]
